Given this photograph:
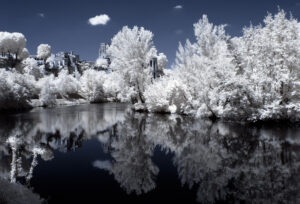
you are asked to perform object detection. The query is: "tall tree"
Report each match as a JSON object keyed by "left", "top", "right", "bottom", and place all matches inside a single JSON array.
[{"left": 107, "top": 26, "right": 166, "bottom": 105}]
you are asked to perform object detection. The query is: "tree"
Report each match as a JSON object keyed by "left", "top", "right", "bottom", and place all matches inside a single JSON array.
[
  {"left": 0, "top": 32, "right": 26, "bottom": 60},
  {"left": 19, "top": 48, "right": 29, "bottom": 60},
  {"left": 37, "top": 44, "right": 51, "bottom": 62},
  {"left": 157, "top": 53, "right": 168, "bottom": 70},
  {"left": 10, "top": 32, "right": 26, "bottom": 60},
  {"left": 0, "top": 32, "right": 10, "bottom": 57},
  {"left": 107, "top": 26, "right": 166, "bottom": 106},
  {"left": 171, "top": 15, "right": 238, "bottom": 118},
  {"left": 234, "top": 9, "right": 300, "bottom": 120},
  {"left": 80, "top": 69, "right": 107, "bottom": 102},
  {"left": 0, "top": 69, "right": 35, "bottom": 110},
  {"left": 22, "top": 58, "right": 43, "bottom": 80},
  {"left": 144, "top": 76, "right": 192, "bottom": 114}
]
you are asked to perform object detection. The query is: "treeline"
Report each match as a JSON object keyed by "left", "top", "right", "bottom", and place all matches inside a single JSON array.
[
  {"left": 1, "top": 9, "right": 300, "bottom": 122},
  {"left": 145, "top": 9, "right": 300, "bottom": 121}
]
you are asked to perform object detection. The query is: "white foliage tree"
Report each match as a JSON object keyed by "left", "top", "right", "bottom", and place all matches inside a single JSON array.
[
  {"left": 55, "top": 70, "right": 80, "bottom": 98},
  {"left": 37, "top": 74, "right": 57, "bottom": 107},
  {"left": 10, "top": 32, "right": 26, "bottom": 60},
  {"left": 19, "top": 48, "right": 29, "bottom": 60},
  {"left": 95, "top": 58, "right": 108, "bottom": 68},
  {"left": 0, "top": 69, "right": 35, "bottom": 110},
  {"left": 147, "top": 15, "right": 238, "bottom": 117},
  {"left": 37, "top": 44, "right": 51, "bottom": 62},
  {"left": 145, "top": 76, "right": 192, "bottom": 114},
  {"left": 234, "top": 9, "right": 300, "bottom": 120},
  {"left": 157, "top": 52, "right": 168, "bottom": 73},
  {"left": 107, "top": 26, "right": 161, "bottom": 106},
  {"left": 0, "top": 32, "right": 9, "bottom": 56},
  {"left": 80, "top": 69, "right": 124, "bottom": 102},
  {"left": 80, "top": 69, "right": 107, "bottom": 102},
  {"left": 22, "top": 58, "right": 43, "bottom": 80},
  {"left": 0, "top": 32, "right": 26, "bottom": 60}
]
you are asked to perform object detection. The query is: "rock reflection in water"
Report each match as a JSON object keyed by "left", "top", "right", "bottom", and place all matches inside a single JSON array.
[{"left": 0, "top": 103, "right": 299, "bottom": 203}]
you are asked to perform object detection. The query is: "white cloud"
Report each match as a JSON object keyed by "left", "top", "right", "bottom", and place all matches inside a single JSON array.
[
  {"left": 37, "top": 13, "right": 45, "bottom": 18},
  {"left": 174, "top": 5, "right": 183, "bottom": 9},
  {"left": 88, "top": 14, "right": 110, "bottom": 26}
]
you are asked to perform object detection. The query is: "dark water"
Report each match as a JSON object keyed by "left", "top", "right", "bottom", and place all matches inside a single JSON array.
[{"left": 0, "top": 103, "right": 299, "bottom": 203}]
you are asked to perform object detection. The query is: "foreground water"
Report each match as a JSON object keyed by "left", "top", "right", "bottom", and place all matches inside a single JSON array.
[{"left": 0, "top": 103, "right": 299, "bottom": 203}]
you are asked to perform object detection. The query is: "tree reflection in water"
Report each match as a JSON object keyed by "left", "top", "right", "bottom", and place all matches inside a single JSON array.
[
  {"left": 0, "top": 104, "right": 299, "bottom": 203},
  {"left": 93, "top": 113, "right": 159, "bottom": 195}
]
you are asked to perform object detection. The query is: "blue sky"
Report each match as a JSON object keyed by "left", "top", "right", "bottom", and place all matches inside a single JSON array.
[{"left": 0, "top": 0, "right": 299, "bottom": 66}]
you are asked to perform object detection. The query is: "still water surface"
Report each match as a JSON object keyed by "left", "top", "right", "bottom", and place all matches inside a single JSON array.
[{"left": 0, "top": 103, "right": 299, "bottom": 203}]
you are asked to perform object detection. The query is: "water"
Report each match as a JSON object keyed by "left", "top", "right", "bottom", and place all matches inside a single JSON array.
[{"left": 0, "top": 103, "right": 299, "bottom": 203}]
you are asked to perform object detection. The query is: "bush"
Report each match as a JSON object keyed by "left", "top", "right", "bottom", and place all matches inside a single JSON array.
[
  {"left": 0, "top": 69, "right": 35, "bottom": 110},
  {"left": 145, "top": 76, "right": 192, "bottom": 114}
]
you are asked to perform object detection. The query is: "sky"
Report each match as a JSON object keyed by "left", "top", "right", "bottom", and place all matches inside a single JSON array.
[{"left": 0, "top": 0, "right": 300, "bottom": 66}]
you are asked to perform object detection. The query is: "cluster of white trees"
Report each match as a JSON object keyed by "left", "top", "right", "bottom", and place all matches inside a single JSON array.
[
  {"left": 144, "top": 9, "right": 300, "bottom": 121},
  {"left": 80, "top": 69, "right": 124, "bottom": 103},
  {"left": 0, "top": 25, "right": 168, "bottom": 111},
  {"left": 0, "top": 35, "right": 82, "bottom": 110},
  {"left": 0, "top": 32, "right": 28, "bottom": 61},
  {"left": 2, "top": 9, "right": 300, "bottom": 121}
]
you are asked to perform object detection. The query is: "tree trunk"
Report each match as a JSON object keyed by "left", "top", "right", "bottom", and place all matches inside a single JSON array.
[{"left": 136, "top": 80, "right": 145, "bottom": 103}]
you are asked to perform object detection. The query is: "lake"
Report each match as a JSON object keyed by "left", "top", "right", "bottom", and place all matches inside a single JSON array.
[{"left": 0, "top": 103, "right": 299, "bottom": 203}]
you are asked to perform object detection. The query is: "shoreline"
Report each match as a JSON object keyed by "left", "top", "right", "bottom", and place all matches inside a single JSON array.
[
  {"left": 30, "top": 98, "right": 89, "bottom": 108},
  {"left": 1, "top": 101, "right": 300, "bottom": 125}
]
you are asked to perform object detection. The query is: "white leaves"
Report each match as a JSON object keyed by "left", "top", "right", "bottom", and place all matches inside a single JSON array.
[
  {"left": 193, "top": 15, "right": 228, "bottom": 58},
  {"left": 0, "top": 32, "right": 26, "bottom": 57},
  {"left": 95, "top": 58, "right": 108, "bottom": 68},
  {"left": 144, "top": 76, "right": 191, "bottom": 114},
  {"left": 19, "top": 48, "right": 29, "bottom": 60},
  {"left": 37, "top": 70, "right": 81, "bottom": 106},
  {"left": 157, "top": 53, "right": 168, "bottom": 71},
  {"left": 147, "top": 9, "right": 300, "bottom": 121},
  {"left": 107, "top": 26, "right": 165, "bottom": 104},
  {"left": 80, "top": 69, "right": 124, "bottom": 103},
  {"left": 22, "top": 58, "right": 43, "bottom": 80},
  {"left": 1, "top": 9, "right": 300, "bottom": 122},
  {"left": 37, "top": 44, "right": 51, "bottom": 60},
  {"left": 0, "top": 69, "right": 35, "bottom": 110}
]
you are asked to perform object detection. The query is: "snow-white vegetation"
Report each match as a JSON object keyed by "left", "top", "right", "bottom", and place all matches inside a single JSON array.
[
  {"left": 36, "top": 44, "right": 51, "bottom": 61},
  {"left": 144, "top": 76, "right": 191, "bottom": 114},
  {"left": 145, "top": 9, "right": 300, "bottom": 121},
  {"left": 37, "top": 70, "right": 81, "bottom": 106},
  {"left": 80, "top": 69, "right": 124, "bottom": 102},
  {"left": 0, "top": 69, "right": 36, "bottom": 110},
  {"left": 95, "top": 58, "right": 109, "bottom": 68},
  {"left": 0, "top": 32, "right": 26, "bottom": 60},
  {"left": 1, "top": 9, "right": 300, "bottom": 122},
  {"left": 19, "top": 48, "right": 29, "bottom": 60},
  {"left": 107, "top": 26, "right": 167, "bottom": 109},
  {"left": 145, "top": 14, "right": 237, "bottom": 118},
  {"left": 21, "top": 58, "right": 44, "bottom": 80}
]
